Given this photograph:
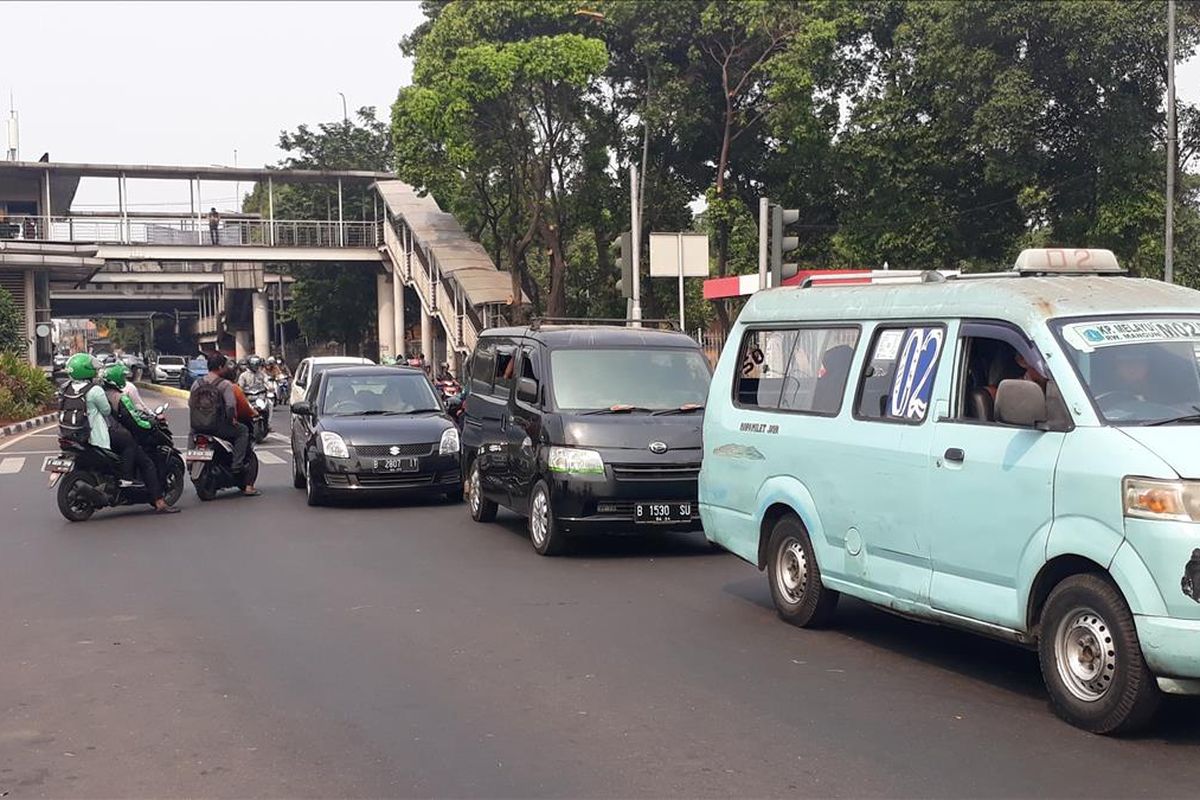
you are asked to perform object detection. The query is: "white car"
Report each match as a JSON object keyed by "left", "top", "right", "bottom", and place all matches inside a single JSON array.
[
  {"left": 153, "top": 355, "right": 186, "bottom": 383},
  {"left": 289, "top": 356, "right": 375, "bottom": 406}
]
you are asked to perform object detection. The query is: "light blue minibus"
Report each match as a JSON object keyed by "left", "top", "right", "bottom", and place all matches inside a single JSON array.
[{"left": 700, "top": 249, "right": 1200, "bottom": 734}]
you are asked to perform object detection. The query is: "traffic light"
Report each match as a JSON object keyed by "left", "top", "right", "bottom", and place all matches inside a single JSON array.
[
  {"left": 613, "top": 230, "right": 633, "bottom": 298},
  {"left": 769, "top": 204, "right": 800, "bottom": 287}
]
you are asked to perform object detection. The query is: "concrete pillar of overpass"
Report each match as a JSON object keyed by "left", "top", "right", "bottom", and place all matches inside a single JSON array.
[
  {"left": 420, "top": 305, "right": 433, "bottom": 368},
  {"left": 234, "top": 330, "right": 250, "bottom": 361},
  {"left": 391, "top": 266, "right": 405, "bottom": 359},
  {"left": 376, "top": 272, "right": 395, "bottom": 362},
  {"left": 252, "top": 291, "right": 270, "bottom": 358}
]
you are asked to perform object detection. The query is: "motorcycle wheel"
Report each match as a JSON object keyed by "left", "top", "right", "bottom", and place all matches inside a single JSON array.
[
  {"left": 57, "top": 471, "right": 98, "bottom": 522},
  {"left": 163, "top": 455, "right": 186, "bottom": 506},
  {"left": 253, "top": 422, "right": 268, "bottom": 444},
  {"left": 193, "top": 466, "right": 217, "bottom": 501}
]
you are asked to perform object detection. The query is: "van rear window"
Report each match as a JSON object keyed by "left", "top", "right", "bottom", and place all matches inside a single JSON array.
[{"left": 734, "top": 327, "right": 860, "bottom": 415}]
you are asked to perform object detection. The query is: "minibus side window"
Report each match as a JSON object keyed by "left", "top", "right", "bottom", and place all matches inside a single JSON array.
[
  {"left": 493, "top": 345, "right": 517, "bottom": 395},
  {"left": 470, "top": 342, "right": 496, "bottom": 395},
  {"left": 855, "top": 325, "right": 946, "bottom": 423},
  {"left": 735, "top": 327, "right": 860, "bottom": 415}
]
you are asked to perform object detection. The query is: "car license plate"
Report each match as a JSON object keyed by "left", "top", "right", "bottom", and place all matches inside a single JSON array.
[
  {"left": 42, "top": 456, "right": 74, "bottom": 474},
  {"left": 377, "top": 457, "right": 418, "bottom": 472},
  {"left": 634, "top": 502, "right": 693, "bottom": 524},
  {"left": 184, "top": 449, "right": 214, "bottom": 462}
]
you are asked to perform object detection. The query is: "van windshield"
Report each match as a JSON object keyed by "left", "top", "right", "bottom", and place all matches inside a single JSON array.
[
  {"left": 549, "top": 348, "right": 711, "bottom": 411},
  {"left": 1056, "top": 317, "right": 1200, "bottom": 424}
]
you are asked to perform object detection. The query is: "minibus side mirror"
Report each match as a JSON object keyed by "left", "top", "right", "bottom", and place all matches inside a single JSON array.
[
  {"left": 516, "top": 377, "right": 540, "bottom": 406},
  {"left": 291, "top": 400, "right": 313, "bottom": 417},
  {"left": 995, "top": 379, "right": 1047, "bottom": 427}
]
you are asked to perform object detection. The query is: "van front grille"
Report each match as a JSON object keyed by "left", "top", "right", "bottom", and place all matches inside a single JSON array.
[{"left": 611, "top": 463, "right": 701, "bottom": 482}]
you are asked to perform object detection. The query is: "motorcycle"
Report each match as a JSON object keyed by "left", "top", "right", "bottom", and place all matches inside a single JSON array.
[
  {"left": 46, "top": 403, "right": 185, "bottom": 522},
  {"left": 276, "top": 376, "right": 290, "bottom": 404},
  {"left": 246, "top": 388, "right": 271, "bottom": 443},
  {"left": 184, "top": 431, "right": 259, "bottom": 500},
  {"left": 268, "top": 376, "right": 289, "bottom": 407},
  {"left": 444, "top": 392, "right": 465, "bottom": 429},
  {"left": 435, "top": 377, "right": 462, "bottom": 400}
]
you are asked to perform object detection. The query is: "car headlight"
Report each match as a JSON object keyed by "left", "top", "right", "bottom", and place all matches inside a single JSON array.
[
  {"left": 439, "top": 427, "right": 460, "bottom": 455},
  {"left": 548, "top": 446, "right": 605, "bottom": 475},
  {"left": 1123, "top": 477, "right": 1200, "bottom": 522},
  {"left": 319, "top": 431, "right": 350, "bottom": 459}
]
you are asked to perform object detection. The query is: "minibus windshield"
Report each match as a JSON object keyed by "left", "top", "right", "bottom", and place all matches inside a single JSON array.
[
  {"left": 1056, "top": 318, "right": 1200, "bottom": 425},
  {"left": 549, "top": 348, "right": 711, "bottom": 412}
]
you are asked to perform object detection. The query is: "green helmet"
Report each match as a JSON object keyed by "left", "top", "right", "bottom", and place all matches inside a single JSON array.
[
  {"left": 103, "top": 363, "right": 129, "bottom": 389},
  {"left": 66, "top": 353, "right": 99, "bottom": 381}
]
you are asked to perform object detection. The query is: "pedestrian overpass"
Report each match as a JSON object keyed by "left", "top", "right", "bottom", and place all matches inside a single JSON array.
[{"left": 0, "top": 160, "right": 518, "bottom": 369}]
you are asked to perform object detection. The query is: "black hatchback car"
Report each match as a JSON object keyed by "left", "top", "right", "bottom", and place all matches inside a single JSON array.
[
  {"left": 462, "top": 321, "right": 711, "bottom": 555},
  {"left": 289, "top": 365, "right": 461, "bottom": 506}
]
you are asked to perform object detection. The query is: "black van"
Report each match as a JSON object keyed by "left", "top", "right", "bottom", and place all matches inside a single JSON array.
[{"left": 461, "top": 321, "right": 712, "bottom": 555}]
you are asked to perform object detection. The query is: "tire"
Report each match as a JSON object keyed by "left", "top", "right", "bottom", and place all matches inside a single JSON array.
[
  {"left": 193, "top": 466, "right": 217, "bottom": 501},
  {"left": 467, "top": 459, "right": 497, "bottom": 523},
  {"left": 292, "top": 446, "right": 305, "bottom": 489},
  {"left": 163, "top": 456, "right": 185, "bottom": 506},
  {"left": 766, "top": 515, "right": 839, "bottom": 627},
  {"left": 528, "top": 480, "right": 567, "bottom": 556},
  {"left": 1037, "top": 573, "right": 1161, "bottom": 735},
  {"left": 56, "top": 472, "right": 97, "bottom": 522},
  {"left": 305, "top": 460, "right": 325, "bottom": 507}
]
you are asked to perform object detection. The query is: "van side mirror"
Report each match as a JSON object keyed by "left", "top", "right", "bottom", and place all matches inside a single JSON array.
[
  {"left": 516, "top": 377, "right": 539, "bottom": 405},
  {"left": 995, "top": 379, "right": 1046, "bottom": 427},
  {"left": 291, "top": 400, "right": 313, "bottom": 417}
]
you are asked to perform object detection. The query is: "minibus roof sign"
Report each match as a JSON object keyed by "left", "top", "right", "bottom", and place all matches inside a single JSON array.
[{"left": 1014, "top": 248, "right": 1122, "bottom": 275}]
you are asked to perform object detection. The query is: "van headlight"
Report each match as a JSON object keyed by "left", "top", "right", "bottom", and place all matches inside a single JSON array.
[
  {"left": 548, "top": 446, "right": 605, "bottom": 475},
  {"left": 439, "top": 427, "right": 460, "bottom": 455},
  {"left": 1123, "top": 477, "right": 1200, "bottom": 522},
  {"left": 319, "top": 431, "right": 350, "bottom": 459}
]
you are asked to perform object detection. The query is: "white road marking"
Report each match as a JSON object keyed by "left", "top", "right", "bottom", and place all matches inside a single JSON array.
[
  {"left": 0, "top": 422, "right": 56, "bottom": 451},
  {"left": 257, "top": 451, "right": 285, "bottom": 465},
  {"left": 266, "top": 432, "right": 289, "bottom": 444},
  {"left": 0, "top": 457, "right": 26, "bottom": 474}
]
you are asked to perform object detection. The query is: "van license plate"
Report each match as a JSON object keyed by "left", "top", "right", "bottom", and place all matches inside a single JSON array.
[
  {"left": 634, "top": 502, "right": 692, "bottom": 523},
  {"left": 377, "top": 457, "right": 418, "bottom": 472}
]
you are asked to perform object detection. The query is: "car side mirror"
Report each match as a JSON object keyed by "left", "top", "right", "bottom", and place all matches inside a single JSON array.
[
  {"left": 291, "top": 400, "right": 313, "bottom": 417},
  {"left": 516, "top": 377, "right": 539, "bottom": 405},
  {"left": 995, "top": 379, "right": 1046, "bottom": 427}
]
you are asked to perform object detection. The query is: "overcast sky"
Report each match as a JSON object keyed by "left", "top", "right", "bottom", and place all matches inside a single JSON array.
[{"left": 2, "top": 1, "right": 1197, "bottom": 214}]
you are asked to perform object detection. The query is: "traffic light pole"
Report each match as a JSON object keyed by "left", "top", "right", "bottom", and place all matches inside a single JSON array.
[
  {"left": 630, "top": 164, "right": 643, "bottom": 324},
  {"left": 758, "top": 197, "right": 770, "bottom": 290}
]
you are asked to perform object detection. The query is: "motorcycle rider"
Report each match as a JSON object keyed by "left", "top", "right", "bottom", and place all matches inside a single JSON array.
[
  {"left": 63, "top": 352, "right": 115, "bottom": 453},
  {"left": 190, "top": 353, "right": 259, "bottom": 496},
  {"left": 238, "top": 355, "right": 267, "bottom": 394},
  {"left": 103, "top": 364, "right": 179, "bottom": 514}
]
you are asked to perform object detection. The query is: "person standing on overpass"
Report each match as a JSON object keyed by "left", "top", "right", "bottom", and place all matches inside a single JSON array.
[{"left": 208, "top": 207, "right": 220, "bottom": 245}]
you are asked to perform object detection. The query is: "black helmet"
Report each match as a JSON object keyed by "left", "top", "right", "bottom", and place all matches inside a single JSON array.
[{"left": 248, "top": 356, "right": 263, "bottom": 371}]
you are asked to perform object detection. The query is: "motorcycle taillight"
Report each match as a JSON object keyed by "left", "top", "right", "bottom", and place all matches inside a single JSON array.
[{"left": 194, "top": 435, "right": 209, "bottom": 447}]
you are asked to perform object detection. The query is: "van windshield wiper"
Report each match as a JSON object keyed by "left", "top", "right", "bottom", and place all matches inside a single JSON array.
[
  {"left": 1144, "top": 413, "right": 1200, "bottom": 426},
  {"left": 651, "top": 404, "right": 705, "bottom": 416},
  {"left": 579, "top": 405, "right": 652, "bottom": 415}
]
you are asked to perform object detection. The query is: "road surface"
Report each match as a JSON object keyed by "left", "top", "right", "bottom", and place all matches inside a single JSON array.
[{"left": 1, "top": 394, "right": 1199, "bottom": 798}]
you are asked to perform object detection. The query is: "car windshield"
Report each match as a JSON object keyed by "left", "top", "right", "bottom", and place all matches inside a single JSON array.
[
  {"left": 1056, "top": 317, "right": 1200, "bottom": 424},
  {"left": 158, "top": 356, "right": 183, "bottom": 366},
  {"left": 549, "top": 348, "right": 711, "bottom": 411},
  {"left": 187, "top": 359, "right": 206, "bottom": 370},
  {"left": 320, "top": 373, "right": 440, "bottom": 416}
]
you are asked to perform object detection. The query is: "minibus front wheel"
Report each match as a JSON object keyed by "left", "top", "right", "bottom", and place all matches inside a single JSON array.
[
  {"left": 1037, "top": 573, "right": 1161, "bottom": 734},
  {"left": 767, "top": 515, "right": 838, "bottom": 628}
]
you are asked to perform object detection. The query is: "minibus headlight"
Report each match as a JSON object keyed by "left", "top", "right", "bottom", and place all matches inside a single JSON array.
[
  {"left": 1123, "top": 477, "right": 1200, "bottom": 522},
  {"left": 548, "top": 446, "right": 605, "bottom": 475},
  {"left": 319, "top": 431, "right": 350, "bottom": 459}
]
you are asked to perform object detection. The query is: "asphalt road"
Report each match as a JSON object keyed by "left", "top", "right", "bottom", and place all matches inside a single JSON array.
[{"left": 2, "top": 393, "right": 1200, "bottom": 798}]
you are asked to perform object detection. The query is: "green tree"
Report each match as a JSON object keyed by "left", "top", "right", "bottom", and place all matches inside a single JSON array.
[{"left": 0, "top": 286, "right": 25, "bottom": 355}]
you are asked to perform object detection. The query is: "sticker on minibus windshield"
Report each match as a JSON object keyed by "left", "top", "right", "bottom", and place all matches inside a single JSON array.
[
  {"left": 873, "top": 329, "right": 904, "bottom": 362},
  {"left": 1062, "top": 319, "right": 1200, "bottom": 353},
  {"left": 889, "top": 327, "right": 944, "bottom": 420}
]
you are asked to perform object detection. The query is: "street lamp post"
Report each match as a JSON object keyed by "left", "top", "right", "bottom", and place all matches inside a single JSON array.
[
  {"left": 338, "top": 92, "right": 348, "bottom": 123},
  {"left": 1166, "top": 0, "right": 1176, "bottom": 284}
]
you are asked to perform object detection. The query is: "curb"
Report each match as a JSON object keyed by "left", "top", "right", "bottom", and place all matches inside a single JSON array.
[
  {"left": 0, "top": 412, "right": 57, "bottom": 440},
  {"left": 136, "top": 381, "right": 190, "bottom": 400}
]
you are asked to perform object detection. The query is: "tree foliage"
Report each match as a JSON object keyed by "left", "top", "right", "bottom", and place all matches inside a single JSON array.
[
  {"left": 394, "top": 0, "right": 1200, "bottom": 330},
  {"left": 0, "top": 286, "right": 25, "bottom": 355}
]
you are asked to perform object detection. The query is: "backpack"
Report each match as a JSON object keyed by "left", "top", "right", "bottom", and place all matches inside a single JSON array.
[
  {"left": 59, "top": 381, "right": 92, "bottom": 444},
  {"left": 189, "top": 378, "right": 227, "bottom": 431}
]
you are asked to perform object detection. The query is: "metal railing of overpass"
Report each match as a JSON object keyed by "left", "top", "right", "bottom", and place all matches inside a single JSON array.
[{"left": 0, "top": 216, "right": 383, "bottom": 249}]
